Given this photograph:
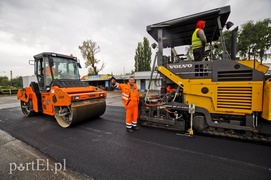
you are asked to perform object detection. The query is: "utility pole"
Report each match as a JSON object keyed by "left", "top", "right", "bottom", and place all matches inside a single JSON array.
[{"left": 10, "top": 70, "right": 13, "bottom": 86}]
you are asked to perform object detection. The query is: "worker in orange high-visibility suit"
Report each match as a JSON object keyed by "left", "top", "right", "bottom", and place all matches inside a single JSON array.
[
  {"left": 42, "top": 66, "right": 57, "bottom": 77},
  {"left": 45, "top": 66, "right": 57, "bottom": 75},
  {"left": 111, "top": 76, "right": 140, "bottom": 133},
  {"left": 43, "top": 66, "right": 59, "bottom": 79}
]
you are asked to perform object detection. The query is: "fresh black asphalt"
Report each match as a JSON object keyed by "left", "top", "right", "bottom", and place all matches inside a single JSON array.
[{"left": 0, "top": 104, "right": 270, "bottom": 179}]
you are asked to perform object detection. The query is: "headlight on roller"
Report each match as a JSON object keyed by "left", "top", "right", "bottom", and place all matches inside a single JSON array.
[{"left": 72, "top": 96, "right": 80, "bottom": 101}]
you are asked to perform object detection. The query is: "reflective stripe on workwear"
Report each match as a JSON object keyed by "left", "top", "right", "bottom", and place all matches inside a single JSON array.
[
  {"left": 117, "top": 83, "right": 139, "bottom": 107},
  {"left": 122, "top": 92, "right": 129, "bottom": 101},
  {"left": 192, "top": 28, "right": 202, "bottom": 50},
  {"left": 126, "top": 123, "right": 132, "bottom": 129},
  {"left": 132, "top": 122, "right": 137, "bottom": 127},
  {"left": 116, "top": 83, "right": 130, "bottom": 105}
]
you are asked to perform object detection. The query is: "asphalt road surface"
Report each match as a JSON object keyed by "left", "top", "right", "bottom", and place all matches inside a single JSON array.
[{"left": 0, "top": 93, "right": 271, "bottom": 180}]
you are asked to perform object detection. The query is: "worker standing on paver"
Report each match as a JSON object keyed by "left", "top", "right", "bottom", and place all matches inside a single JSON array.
[{"left": 192, "top": 20, "right": 207, "bottom": 61}]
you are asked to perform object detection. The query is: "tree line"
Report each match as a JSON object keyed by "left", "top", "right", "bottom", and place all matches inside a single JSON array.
[
  {"left": 80, "top": 18, "right": 270, "bottom": 75},
  {"left": 0, "top": 76, "right": 22, "bottom": 89},
  {"left": 1, "top": 18, "right": 270, "bottom": 87}
]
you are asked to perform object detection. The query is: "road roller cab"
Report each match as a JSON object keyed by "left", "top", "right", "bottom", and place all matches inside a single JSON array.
[{"left": 17, "top": 52, "right": 107, "bottom": 128}]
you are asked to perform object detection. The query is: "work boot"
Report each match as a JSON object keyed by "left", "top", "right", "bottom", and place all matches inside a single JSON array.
[
  {"left": 132, "top": 126, "right": 139, "bottom": 130},
  {"left": 126, "top": 128, "right": 134, "bottom": 133}
]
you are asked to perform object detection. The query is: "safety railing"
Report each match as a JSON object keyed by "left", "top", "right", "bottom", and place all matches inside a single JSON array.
[{"left": 0, "top": 89, "right": 18, "bottom": 95}]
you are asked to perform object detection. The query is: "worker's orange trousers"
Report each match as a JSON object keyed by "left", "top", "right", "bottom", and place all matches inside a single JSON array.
[{"left": 125, "top": 105, "right": 138, "bottom": 128}]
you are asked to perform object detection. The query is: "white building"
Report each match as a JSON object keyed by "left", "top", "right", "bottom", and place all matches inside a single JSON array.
[
  {"left": 81, "top": 71, "right": 162, "bottom": 91},
  {"left": 134, "top": 71, "right": 161, "bottom": 91}
]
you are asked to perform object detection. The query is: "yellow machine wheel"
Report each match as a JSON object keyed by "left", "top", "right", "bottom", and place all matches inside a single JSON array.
[{"left": 54, "top": 101, "right": 106, "bottom": 128}]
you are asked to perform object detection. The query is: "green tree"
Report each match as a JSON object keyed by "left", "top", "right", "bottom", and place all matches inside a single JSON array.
[
  {"left": 134, "top": 37, "right": 152, "bottom": 71},
  {"left": 0, "top": 76, "right": 8, "bottom": 87},
  {"left": 78, "top": 40, "right": 105, "bottom": 75},
  {"left": 237, "top": 18, "right": 271, "bottom": 62},
  {"left": 135, "top": 42, "right": 143, "bottom": 71},
  {"left": 1, "top": 78, "right": 9, "bottom": 87},
  {"left": 253, "top": 18, "right": 271, "bottom": 62},
  {"left": 11, "top": 76, "right": 23, "bottom": 88},
  {"left": 143, "top": 37, "right": 152, "bottom": 71}
]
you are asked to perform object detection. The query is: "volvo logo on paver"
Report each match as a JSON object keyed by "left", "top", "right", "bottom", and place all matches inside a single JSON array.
[{"left": 169, "top": 64, "right": 193, "bottom": 69}]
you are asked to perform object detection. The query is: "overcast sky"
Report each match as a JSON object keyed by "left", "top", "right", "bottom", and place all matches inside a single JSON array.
[{"left": 0, "top": 0, "right": 270, "bottom": 79}]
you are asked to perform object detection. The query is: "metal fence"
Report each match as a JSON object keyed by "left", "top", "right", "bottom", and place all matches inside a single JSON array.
[{"left": 0, "top": 89, "right": 18, "bottom": 95}]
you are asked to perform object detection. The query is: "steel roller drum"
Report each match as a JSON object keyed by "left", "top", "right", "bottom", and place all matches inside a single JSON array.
[{"left": 54, "top": 99, "right": 106, "bottom": 128}]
